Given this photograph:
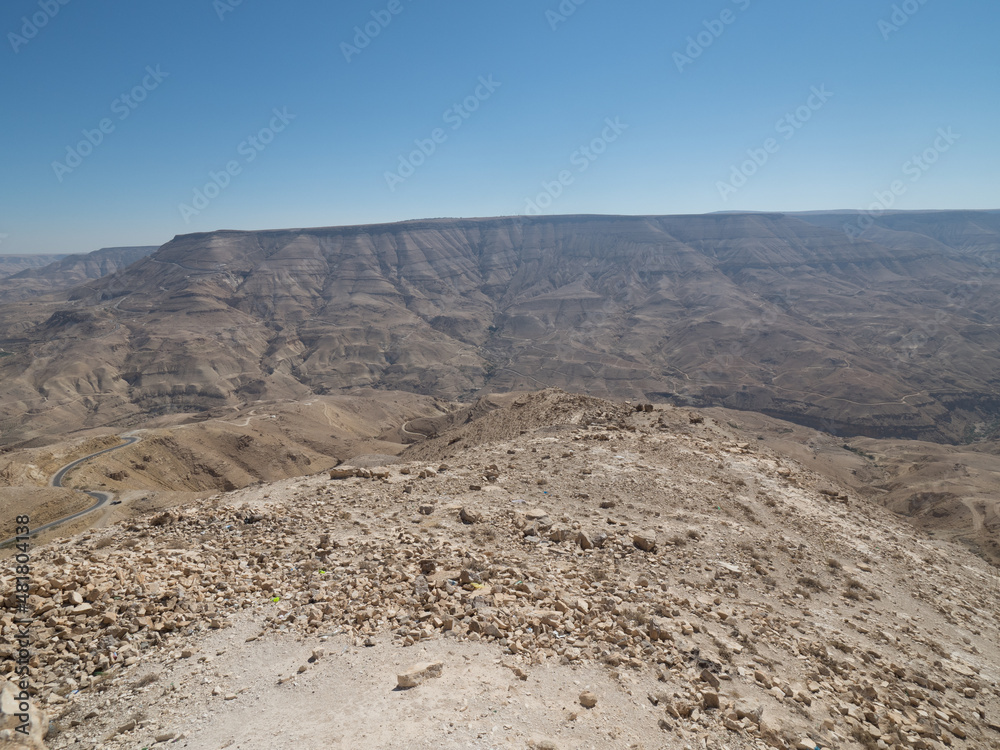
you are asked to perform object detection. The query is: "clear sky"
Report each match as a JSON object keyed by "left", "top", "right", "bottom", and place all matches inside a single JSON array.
[{"left": 1, "top": 0, "right": 997, "bottom": 254}]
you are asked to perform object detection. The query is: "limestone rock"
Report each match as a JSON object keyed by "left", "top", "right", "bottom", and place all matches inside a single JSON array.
[
  {"left": 397, "top": 662, "right": 443, "bottom": 688},
  {"left": 579, "top": 691, "right": 598, "bottom": 708},
  {"left": 632, "top": 530, "right": 657, "bottom": 552},
  {"left": 700, "top": 668, "right": 721, "bottom": 690},
  {"left": 459, "top": 507, "right": 482, "bottom": 525}
]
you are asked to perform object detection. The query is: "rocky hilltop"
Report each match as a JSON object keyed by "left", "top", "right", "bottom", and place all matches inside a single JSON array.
[
  {"left": 2, "top": 391, "right": 999, "bottom": 749},
  {"left": 1, "top": 211, "right": 998, "bottom": 448}
]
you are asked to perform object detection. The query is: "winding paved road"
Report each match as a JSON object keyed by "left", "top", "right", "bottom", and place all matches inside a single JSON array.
[
  {"left": 400, "top": 420, "right": 426, "bottom": 439},
  {"left": 0, "top": 435, "right": 140, "bottom": 546}
]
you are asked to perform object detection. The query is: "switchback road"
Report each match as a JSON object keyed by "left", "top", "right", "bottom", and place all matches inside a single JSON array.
[{"left": 0, "top": 435, "right": 140, "bottom": 547}]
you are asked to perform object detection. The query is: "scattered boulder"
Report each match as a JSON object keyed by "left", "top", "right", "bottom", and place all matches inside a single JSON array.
[
  {"left": 548, "top": 527, "right": 574, "bottom": 543},
  {"left": 330, "top": 467, "right": 361, "bottom": 480},
  {"left": 700, "top": 668, "right": 721, "bottom": 690},
  {"left": 632, "top": 530, "right": 657, "bottom": 552},
  {"left": 396, "top": 662, "right": 443, "bottom": 689},
  {"left": 579, "top": 691, "right": 598, "bottom": 709},
  {"left": 459, "top": 507, "right": 482, "bottom": 525}
]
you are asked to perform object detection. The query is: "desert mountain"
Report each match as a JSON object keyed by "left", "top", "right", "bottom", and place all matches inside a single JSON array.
[
  {"left": 0, "top": 246, "right": 158, "bottom": 303},
  {"left": 0, "top": 254, "right": 65, "bottom": 279},
  {"left": 3, "top": 392, "right": 1000, "bottom": 749},
  {"left": 1, "top": 212, "right": 998, "bottom": 449}
]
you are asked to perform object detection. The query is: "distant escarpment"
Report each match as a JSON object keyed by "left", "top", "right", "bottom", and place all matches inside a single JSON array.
[{"left": 0, "top": 211, "right": 998, "bottom": 445}]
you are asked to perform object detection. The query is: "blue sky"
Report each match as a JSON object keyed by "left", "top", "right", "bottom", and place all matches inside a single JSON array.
[{"left": 1, "top": 0, "right": 997, "bottom": 254}]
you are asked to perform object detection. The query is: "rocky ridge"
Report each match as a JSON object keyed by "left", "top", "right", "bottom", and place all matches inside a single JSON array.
[{"left": 2, "top": 391, "right": 999, "bottom": 749}]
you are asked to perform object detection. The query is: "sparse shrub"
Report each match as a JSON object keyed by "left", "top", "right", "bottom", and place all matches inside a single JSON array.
[
  {"left": 473, "top": 527, "right": 496, "bottom": 542},
  {"left": 134, "top": 673, "right": 158, "bottom": 688},
  {"left": 797, "top": 576, "right": 827, "bottom": 592}
]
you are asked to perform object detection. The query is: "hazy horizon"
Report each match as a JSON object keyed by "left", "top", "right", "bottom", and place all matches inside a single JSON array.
[{"left": 5, "top": 206, "right": 1000, "bottom": 256}]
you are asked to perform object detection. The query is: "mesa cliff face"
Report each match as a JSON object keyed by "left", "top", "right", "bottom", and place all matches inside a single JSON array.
[{"left": 1, "top": 212, "right": 998, "bottom": 446}]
